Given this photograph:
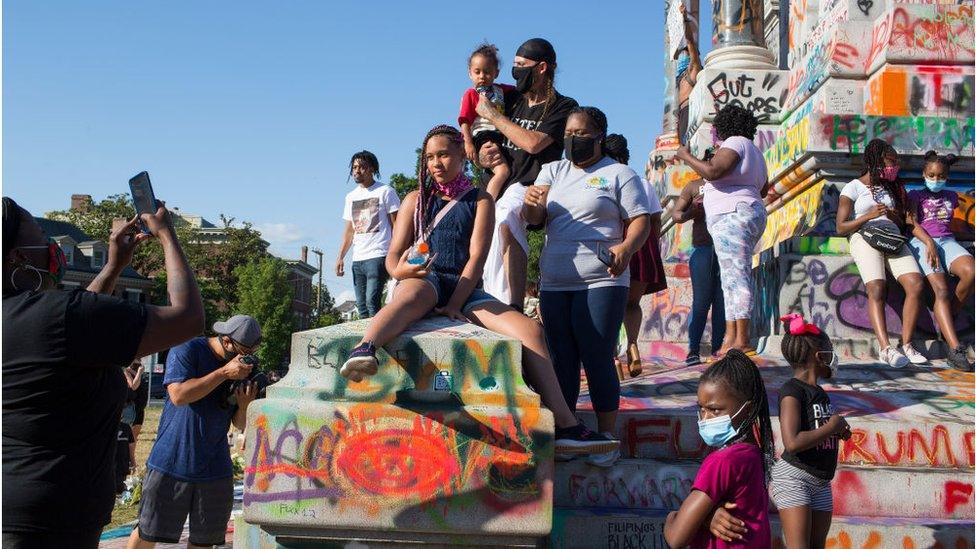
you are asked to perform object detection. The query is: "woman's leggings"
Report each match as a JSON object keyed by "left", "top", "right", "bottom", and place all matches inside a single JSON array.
[
  {"left": 540, "top": 286, "right": 628, "bottom": 414},
  {"left": 707, "top": 201, "right": 767, "bottom": 321}
]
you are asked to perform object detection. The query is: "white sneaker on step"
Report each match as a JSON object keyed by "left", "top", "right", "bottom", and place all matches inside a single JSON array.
[
  {"left": 901, "top": 343, "right": 928, "bottom": 365},
  {"left": 880, "top": 346, "right": 909, "bottom": 369},
  {"left": 586, "top": 433, "right": 621, "bottom": 468}
]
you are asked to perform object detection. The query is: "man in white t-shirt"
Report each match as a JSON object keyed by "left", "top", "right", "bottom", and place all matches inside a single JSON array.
[{"left": 336, "top": 151, "right": 401, "bottom": 318}]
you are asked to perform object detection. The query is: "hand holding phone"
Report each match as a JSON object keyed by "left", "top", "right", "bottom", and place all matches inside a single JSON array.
[
  {"left": 129, "top": 172, "right": 158, "bottom": 234},
  {"left": 597, "top": 244, "right": 614, "bottom": 268}
]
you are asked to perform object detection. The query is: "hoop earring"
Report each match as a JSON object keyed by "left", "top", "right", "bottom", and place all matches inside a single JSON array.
[{"left": 10, "top": 265, "right": 44, "bottom": 292}]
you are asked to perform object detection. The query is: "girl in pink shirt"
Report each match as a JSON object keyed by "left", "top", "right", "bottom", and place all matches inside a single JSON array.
[{"left": 664, "top": 350, "right": 773, "bottom": 548}]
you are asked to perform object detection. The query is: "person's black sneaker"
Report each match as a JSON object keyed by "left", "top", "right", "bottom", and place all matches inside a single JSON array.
[
  {"left": 340, "top": 342, "right": 378, "bottom": 382},
  {"left": 554, "top": 422, "right": 620, "bottom": 455},
  {"left": 947, "top": 345, "right": 975, "bottom": 372},
  {"left": 685, "top": 353, "right": 702, "bottom": 366}
]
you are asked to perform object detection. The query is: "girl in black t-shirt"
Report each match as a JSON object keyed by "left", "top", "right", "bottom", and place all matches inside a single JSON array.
[{"left": 771, "top": 314, "right": 853, "bottom": 549}]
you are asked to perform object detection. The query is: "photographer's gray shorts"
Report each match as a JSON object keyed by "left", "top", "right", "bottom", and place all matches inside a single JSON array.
[{"left": 136, "top": 468, "right": 233, "bottom": 546}]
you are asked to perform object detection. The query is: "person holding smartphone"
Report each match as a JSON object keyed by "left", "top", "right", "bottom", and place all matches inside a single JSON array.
[
  {"left": 2, "top": 195, "right": 203, "bottom": 549},
  {"left": 522, "top": 106, "right": 650, "bottom": 467}
]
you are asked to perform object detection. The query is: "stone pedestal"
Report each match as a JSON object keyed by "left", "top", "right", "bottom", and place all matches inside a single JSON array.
[
  {"left": 703, "top": 45, "right": 776, "bottom": 69},
  {"left": 240, "top": 318, "right": 554, "bottom": 546}
]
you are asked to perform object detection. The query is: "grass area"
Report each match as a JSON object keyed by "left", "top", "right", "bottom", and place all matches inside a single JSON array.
[{"left": 106, "top": 404, "right": 163, "bottom": 530}]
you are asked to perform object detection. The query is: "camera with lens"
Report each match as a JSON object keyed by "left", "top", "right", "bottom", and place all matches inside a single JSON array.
[{"left": 220, "top": 354, "right": 269, "bottom": 408}]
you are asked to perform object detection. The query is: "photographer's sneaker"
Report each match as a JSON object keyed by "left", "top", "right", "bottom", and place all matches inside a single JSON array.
[
  {"left": 586, "top": 432, "right": 621, "bottom": 468},
  {"left": 340, "top": 342, "right": 378, "bottom": 382},
  {"left": 554, "top": 423, "right": 619, "bottom": 454},
  {"left": 901, "top": 343, "right": 928, "bottom": 365},
  {"left": 947, "top": 345, "right": 975, "bottom": 372},
  {"left": 880, "top": 346, "right": 909, "bottom": 369}
]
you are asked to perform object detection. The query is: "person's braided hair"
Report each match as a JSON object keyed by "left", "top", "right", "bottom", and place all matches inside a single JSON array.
[
  {"left": 781, "top": 319, "right": 832, "bottom": 368},
  {"left": 414, "top": 125, "right": 465, "bottom": 242},
  {"left": 348, "top": 150, "right": 380, "bottom": 179},
  {"left": 700, "top": 349, "right": 775, "bottom": 482},
  {"left": 862, "top": 138, "right": 907, "bottom": 220},
  {"left": 604, "top": 133, "right": 630, "bottom": 165},
  {"left": 713, "top": 104, "right": 758, "bottom": 140}
]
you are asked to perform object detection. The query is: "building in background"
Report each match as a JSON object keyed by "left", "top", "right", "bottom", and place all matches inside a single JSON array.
[
  {"left": 336, "top": 300, "right": 359, "bottom": 322},
  {"left": 286, "top": 246, "right": 319, "bottom": 331}
]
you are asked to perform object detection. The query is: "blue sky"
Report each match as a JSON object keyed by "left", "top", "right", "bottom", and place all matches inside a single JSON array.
[{"left": 4, "top": 1, "right": 712, "bottom": 302}]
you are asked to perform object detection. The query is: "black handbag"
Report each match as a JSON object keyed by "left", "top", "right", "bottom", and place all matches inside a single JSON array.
[{"left": 858, "top": 224, "right": 908, "bottom": 254}]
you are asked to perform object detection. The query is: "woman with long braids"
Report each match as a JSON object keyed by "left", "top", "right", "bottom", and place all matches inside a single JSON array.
[
  {"left": 523, "top": 107, "right": 651, "bottom": 466},
  {"left": 836, "top": 138, "right": 926, "bottom": 368},
  {"left": 340, "top": 125, "right": 617, "bottom": 455},
  {"left": 476, "top": 37, "right": 578, "bottom": 311},
  {"left": 675, "top": 105, "right": 769, "bottom": 356},
  {"left": 664, "top": 350, "right": 774, "bottom": 548}
]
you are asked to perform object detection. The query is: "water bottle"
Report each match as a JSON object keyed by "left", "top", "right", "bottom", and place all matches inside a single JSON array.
[{"left": 407, "top": 242, "right": 430, "bottom": 265}]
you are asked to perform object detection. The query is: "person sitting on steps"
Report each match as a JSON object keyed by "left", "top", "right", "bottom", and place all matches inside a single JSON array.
[{"left": 339, "top": 124, "right": 618, "bottom": 457}]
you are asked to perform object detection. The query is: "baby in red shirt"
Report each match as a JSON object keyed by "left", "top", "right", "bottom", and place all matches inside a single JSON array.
[{"left": 458, "top": 42, "right": 513, "bottom": 163}]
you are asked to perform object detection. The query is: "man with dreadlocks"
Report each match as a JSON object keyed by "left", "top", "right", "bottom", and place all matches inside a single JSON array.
[
  {"left": 664, "top": 349, "right": 774, "bottom": 548},
  {"left": 836, "top": 138, "right": 926, "bottom": 369},
  {"left": 475, "top": 37, "right": 578, "bottom": 312},
  {"left": 339, "top": 124, "right": 618, "bottom": 456}
]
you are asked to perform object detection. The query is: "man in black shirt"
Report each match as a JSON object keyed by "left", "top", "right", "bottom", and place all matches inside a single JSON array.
[{"left": 475, "top": 37, "right": 578, "bottom": 310}]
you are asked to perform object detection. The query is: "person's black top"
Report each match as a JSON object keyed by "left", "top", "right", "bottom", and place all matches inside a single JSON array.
[
  {"left": 502, "top": 89, "right": 578, "bottom": 186},
  {"left": 779, "top": 377, "right": 839, "bottom": 480},
  {"left": 2, "top": 289, "right": 147, "bottom": 533},
  {"left": 115, "top": 422, "right": 135, "bottom": 494},
  {"left": 127, "top": 372, "right": 150, "bottom": 426}
]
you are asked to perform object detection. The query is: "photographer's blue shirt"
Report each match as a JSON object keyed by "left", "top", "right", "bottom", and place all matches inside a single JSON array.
[{"left": 147, "top": 337, "right": 235, "bottom": 481}]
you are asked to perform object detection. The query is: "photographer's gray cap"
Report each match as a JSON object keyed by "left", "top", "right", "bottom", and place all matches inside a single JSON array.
[{"left": 213, "top": 315, "right": 262, "bottom": 347}]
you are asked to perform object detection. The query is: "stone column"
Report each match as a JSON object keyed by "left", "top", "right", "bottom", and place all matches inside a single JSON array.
[
  {"left": 705, "top": 0, "right": 776, "bottom": 69},
  {"left": 661, "top": 0, "right": 678, "bottom": 136}
]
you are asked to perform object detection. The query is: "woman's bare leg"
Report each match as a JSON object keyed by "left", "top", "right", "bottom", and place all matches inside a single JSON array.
[
  {"left": 357, "top": 279, "right": 437, "bottom": 348},
  {"left": 467, "top": 301, "right": 579, "bottom": 429}
]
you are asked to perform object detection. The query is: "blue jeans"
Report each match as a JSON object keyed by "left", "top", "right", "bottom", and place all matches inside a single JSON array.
[
  {"left": 352, "top": 257, "right": 388, "bottom": 318},
  {"left": 540, "top": 286, "right": 628, "bottom": 414},
  {"left": 688, "top": 245, "right": 726, "bottom": 355}
]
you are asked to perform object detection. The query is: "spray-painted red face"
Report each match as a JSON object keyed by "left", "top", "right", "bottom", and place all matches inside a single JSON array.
[{"left": 424, "top": 135, "right": 464, "bottom": 185}]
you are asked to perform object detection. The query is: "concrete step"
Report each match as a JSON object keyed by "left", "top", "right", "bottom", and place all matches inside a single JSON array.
[
  {"left": 550, "top": 508, "right": 976, "bottom": 549},
  {"left": 576, "top": 355, "right": 975, "bottom": 470},
  {"left": 553, "top": 458, "right": 974, "bottom": 520},
  {"left": 275, "top": 317, "right": 542, "bottom": 408}
]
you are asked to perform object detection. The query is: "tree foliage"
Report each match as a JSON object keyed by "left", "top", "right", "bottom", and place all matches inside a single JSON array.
[{"left": 232, "top": 257, "right": 294, "bottom": 369}]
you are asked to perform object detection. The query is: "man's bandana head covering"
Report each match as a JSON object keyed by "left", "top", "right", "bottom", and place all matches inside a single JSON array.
[{"left": 516, "top": 38, "right": 556, "bottom": 65}]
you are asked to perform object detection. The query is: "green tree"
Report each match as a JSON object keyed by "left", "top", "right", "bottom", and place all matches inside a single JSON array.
[
  {"left": 309, "top": 284, "right": 340, "bottom": 329},
  {"left": 46, "top": 194, "right": 271, "bottom": 329},
  {"left": 233, "top": 257, "right": 294, "bottom": 370}
]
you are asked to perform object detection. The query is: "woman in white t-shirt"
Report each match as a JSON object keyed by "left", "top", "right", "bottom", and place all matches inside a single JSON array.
[{"left": 836, "top": 139, "right": 925, "bottom": 369}]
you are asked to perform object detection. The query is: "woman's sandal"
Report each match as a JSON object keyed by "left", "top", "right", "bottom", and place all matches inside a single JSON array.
[{"left": 627, "top": 343, "right": 643, "bottom": 377}]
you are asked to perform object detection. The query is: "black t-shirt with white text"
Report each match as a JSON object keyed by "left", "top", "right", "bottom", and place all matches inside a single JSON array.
[
  {"left": 2, "top": 289, "right": 147, "bottom": 533},
  {"left": 503, "top": 89, "right": 578, "bottom": 186},
  {"left": 779, "top": 378, "right": 839, "bottom": 480}
]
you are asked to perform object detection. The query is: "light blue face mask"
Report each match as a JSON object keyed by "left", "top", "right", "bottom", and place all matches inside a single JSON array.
[
  {"left": 698, "top": 401, "right": 750, "bottom": 447},
  {"left": 924, "top": 177, "right": 947, "bottom": 193}
]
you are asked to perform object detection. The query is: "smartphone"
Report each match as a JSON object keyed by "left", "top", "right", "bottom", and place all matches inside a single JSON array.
[
  {"left": 597, "top": 244, "right": 614, "bottom": 268},
  {"left": 129, "top": 171, "right": 157, "bottom": 234}
]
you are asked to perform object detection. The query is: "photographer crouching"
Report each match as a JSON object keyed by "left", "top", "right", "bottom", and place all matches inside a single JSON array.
[{"left": 127, "top": 315, "right": 265, "bottom": 549}]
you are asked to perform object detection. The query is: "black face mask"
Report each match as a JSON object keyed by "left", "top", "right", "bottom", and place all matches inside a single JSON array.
[
  {"left": 512, "top": 65, "right": 536, "bottom": 93},
  {"left": 564, "top": 135, "right": 599, "bottom": 165}
]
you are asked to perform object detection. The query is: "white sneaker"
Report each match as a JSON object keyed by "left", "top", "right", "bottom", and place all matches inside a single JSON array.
[
  {"left": 880, "top": 346, "right": 909, "bottom": 369},
  {"left": 585, "top": 433, "right": 621, "bottom": 468},
  {"left": 902, "top": 343, "right": 928, "bottom": 365}
]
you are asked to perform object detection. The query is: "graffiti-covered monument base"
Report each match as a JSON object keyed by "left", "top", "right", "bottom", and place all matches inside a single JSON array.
[{"left": 238, "top": 318, "right": 554, "bottom": 547}]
